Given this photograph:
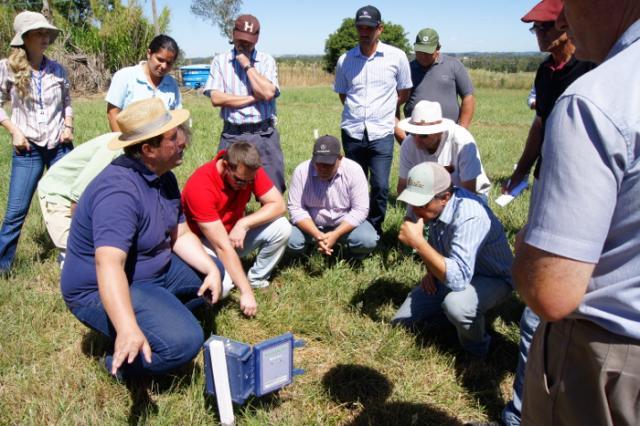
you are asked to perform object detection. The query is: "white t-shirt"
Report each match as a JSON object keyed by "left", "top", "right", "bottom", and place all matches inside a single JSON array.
[{"left": 399, "top": 125, "right": 491, "bottom": 195}]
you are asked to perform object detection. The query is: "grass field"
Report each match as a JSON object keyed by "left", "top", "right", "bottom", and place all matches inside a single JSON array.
[{"left": 0, "top": 86, "right": 534, "bottom": 425}]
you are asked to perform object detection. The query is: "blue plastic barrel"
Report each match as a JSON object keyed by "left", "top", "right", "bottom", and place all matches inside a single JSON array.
[{"left": 180, "top": 64, "right": 210, "bottom": 89}]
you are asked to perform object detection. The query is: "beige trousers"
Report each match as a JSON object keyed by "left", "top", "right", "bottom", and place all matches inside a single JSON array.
[
  {"left": 522, "top": 318, "right": 640, "bottom": 426},
  {"left": 38, "top": 196, "right": 71, "bottom": 250}
]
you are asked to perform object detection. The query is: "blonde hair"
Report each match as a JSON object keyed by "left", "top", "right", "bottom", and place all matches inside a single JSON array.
[{"left": 7, "top": 47, "right": 31, "bottom": 99}]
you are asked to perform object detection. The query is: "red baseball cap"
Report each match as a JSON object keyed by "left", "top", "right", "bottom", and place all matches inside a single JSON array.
[
  {"left": 521, "top": 0, "right": 563, "bottom": 23},
  {"left": 233, "top": 14, "right": 260, "bottom": 44}
]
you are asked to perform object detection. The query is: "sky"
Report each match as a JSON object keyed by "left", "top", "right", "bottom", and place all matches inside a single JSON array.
[{"left": 140, "top": 0, "right": 542, "bottom": 59}]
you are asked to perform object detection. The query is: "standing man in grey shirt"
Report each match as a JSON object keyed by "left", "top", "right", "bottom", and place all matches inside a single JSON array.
[{"left": 396, "top": 28, "right": 475, "bottom": 143}]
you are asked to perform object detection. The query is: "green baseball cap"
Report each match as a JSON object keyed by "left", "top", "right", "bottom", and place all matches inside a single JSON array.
[{"left": 414, "top": 28, "right": 440, "bottom": 54}]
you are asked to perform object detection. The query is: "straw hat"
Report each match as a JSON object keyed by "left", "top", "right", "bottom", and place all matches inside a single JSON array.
[
  {"left": 11, "top": 11, "right": 60, "bottom": 47},
  {"left": 398, "top": 100, "right": 453, "bottom": 135},
  {"left": 108, "top": 98, "right": 190, "bottom": 150}
]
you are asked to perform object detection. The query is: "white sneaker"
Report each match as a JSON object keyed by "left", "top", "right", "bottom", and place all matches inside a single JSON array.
[{"left": 250, "top": 279, "right": 270, "bottom": 289}]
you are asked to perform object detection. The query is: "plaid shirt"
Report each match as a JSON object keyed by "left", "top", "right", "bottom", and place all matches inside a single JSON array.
[{"left": 0, "top": 57, "right": 72, "bottom": 149}]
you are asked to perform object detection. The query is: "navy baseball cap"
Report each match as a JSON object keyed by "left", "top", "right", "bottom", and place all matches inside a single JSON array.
[{"left": 355, "top": 5, "right": 382, "bottom": 27}]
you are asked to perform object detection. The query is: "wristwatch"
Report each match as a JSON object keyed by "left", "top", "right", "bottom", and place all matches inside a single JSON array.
[{"left": 243, "top": 64, "right": 253, "bottom": 72}]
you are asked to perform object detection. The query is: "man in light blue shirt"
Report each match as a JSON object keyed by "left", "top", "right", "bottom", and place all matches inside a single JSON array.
[
  {"left": 514, "top": 1, "right": 640, "bottom": 424},
  {"left": 203, "top": 14, "right": 285, "bottom": 193},
  {"left": 392, "top": 163, "right": 513, "bottom": 357},
  {"left": 334, "top": 5, "right": 412, "bottom": 235}
]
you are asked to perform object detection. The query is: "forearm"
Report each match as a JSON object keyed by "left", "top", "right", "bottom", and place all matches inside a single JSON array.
[
  {"left": 241, "top": 201, "right": 285, "bottom": 230},
  {"left": 513, "top": 117, "right": 543, "bottom": 177},
  {"left": 458, "top": 95, "right": 475, "bottom": 128},
  {"left": 413, "top": 239, "right": 447, "bottom": 282},
  {"left": 212, "top": 239, "right": 253, "bottom": 295},
  {"left": 96, "top": 249, "right": 138, "bottom": 334},
  {"left": 172, "top": 229, "right": 220, "bottom": 276},
  {"left": 294, "top": 218, "right": 323, "bottom": 240},
  {"left": 106, "top": 105, "right": 121, "bottom": 132},
  {"left": 330, "top": 221, "right": 355, "bottom": 240},
  {"left": 246, "top": 68, "right": 277, "bottom": 101},
  {"left": 210, "top": 90, "right": 256, "bottom": 108}
]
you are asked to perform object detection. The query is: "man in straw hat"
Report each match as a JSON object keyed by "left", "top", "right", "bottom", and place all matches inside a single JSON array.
[
  {"left": 287, "top": 135, "right": 378, "bottom": 258},
  {"left": 391, "top": 163, "right": 512, "bottom": 357},
  {"left": 513, "top": 0, "right": 640, "bottom": 424},
  {"left": 60, "top": 98, "right": 256, "bottom": 379},
  {"left": 396, "top": 100, "right": 490, "bottom": 201}
]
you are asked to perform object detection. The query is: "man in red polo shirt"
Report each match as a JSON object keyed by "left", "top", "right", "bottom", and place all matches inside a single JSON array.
[{"left": 182, "top": 142, "right": 291, "bottom": 307}]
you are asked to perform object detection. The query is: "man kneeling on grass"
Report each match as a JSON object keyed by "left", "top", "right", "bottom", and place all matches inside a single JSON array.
[
  {"left": 391, "top": 163, "right": 512, "bottom": 357},
  {"left": 61, "top": 99, "right": 256, "bottom": 379},
  {"left": 287, "top": 135, "right": 378, "bottom": 259}
]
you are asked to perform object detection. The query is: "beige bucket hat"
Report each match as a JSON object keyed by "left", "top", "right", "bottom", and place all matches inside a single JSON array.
[{"left": 11, "top": 11, "right": 61, "bottom": 47}]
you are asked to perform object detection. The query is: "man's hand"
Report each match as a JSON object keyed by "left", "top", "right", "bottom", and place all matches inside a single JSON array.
[
  {"left": 420, "top": 272, "right": 438, "bottom": 295},
  {"left": 502, "top": 170, "right": 528, "bottom": 194},
  {"left": 235, "top": 50, "right": 251, "bottom": 69},
  {"left": 229, "top": 220, "right": 248, "bottom": 250},
  {"left": 239, "top": 290, "right": 258, "bottom": 317},
  {"left": 112, "top": 325, "right": 152, "bottom": 375},
  {"left": 197, "top": 270, "right": 223, "bottom": 305},
  {"left": 317, "top": 231, "right": 339, "bottom": 256},
  {"left": 60, "top": 126, "right": 73, "bottom": 143},
  {"left": 399, "top": 218, "right": 426, "bottom": 250}
]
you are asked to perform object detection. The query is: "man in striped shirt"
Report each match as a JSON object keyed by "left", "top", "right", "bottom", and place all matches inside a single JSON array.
[
  {"left": 391, "top": 163, "right": 513, "bottom": 357},
  {"left": 287, "top": 135, "right": 378, "bottom": 258},
  {"left": 203, "top": 14, "right": 285, "bottom": 192},
  {"left": 334, "top": 5, "right": 412, "bottom": 236}
]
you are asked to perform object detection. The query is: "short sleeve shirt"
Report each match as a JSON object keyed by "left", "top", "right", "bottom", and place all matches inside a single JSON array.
[
  {"left": 524, "top": 21, "right": 640, "bottom": 339},
  {"left": 182, "top": 151, "right": 274, "bottom": 233},
  {"left": 404, "top": 55, "right": 474, "bottom": 121},
  {"left": 61, "top": 156, "right": 184, "bottom": 307},
  {"left": 105, "top": 63, "right": 182, "bottom": 110}
]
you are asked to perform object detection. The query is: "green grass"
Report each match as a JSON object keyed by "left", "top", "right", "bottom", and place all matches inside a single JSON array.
[{"left": 0, "top": 86, "right": 534, "bottom": 424}]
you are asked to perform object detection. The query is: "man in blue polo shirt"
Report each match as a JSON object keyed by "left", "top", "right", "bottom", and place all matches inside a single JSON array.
[{"left": 61, "top": 98, "right": 257, "bottom": 379}]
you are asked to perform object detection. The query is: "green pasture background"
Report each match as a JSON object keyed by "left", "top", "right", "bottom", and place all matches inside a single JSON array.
[{"left": 0, "top": 86, "right": 533, "bottom": 425}]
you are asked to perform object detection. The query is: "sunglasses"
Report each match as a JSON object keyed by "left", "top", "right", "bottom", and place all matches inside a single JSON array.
[
  {"left": 529, "top": 22, "right": 556, "bottom": 34},
  {"left": 229, "top": 171, "right": 254, "bottom": 186}
]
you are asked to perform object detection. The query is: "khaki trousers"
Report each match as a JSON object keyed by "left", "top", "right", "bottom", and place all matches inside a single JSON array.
[
  {"left": 522, "top": 318, "right": 640, "bottom": 426},
  {"left": 38, "top": 196, "right": 71, "bottom": 250}
]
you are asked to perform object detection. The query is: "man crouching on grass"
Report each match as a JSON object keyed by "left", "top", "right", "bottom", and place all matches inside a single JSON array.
[
  {"left": 391, "top": 163, "right": 512, "bottom": 357},
  {"left": 61, "top": 98, "right": 256, "bottom": 380}
]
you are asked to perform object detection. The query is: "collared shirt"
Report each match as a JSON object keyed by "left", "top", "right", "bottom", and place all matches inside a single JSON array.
[
  {"left": 404, "top": 54, "right": 474, "bottom": 121},
  {"left": 61, "top": 156, "right": 184, "bottom": 307},
  {"left": 182, "top": 151, "right": 274, "bottom": 233},
  {"left": 0, "top": 57, "right": 72, "bottom": 149},
  {"left": 38, "top": 133, "right": 123, "bottom": 207},
  {"left": 105, "top": 62, "right": 182, "bottom": 110},
  {"left": 525, "top": 20, "right": 640, "bottom": 340},
  {"left": 334, "top": 41, "right": 412, "bottom": 140},
  {"left": 203, "top": 48, "right": 279, "bottom": 124},
  {"left": 288, "top": 158, "right": 369, "bottom": 228},
  {"left": 429, "top": 188, "right": 513, "bottom": 292},
  {"left": 399, "top": 124, "right": 490, "bottom": 195}
]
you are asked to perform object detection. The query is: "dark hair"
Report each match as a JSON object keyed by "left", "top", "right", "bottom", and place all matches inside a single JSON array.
[
  {"left": 434, "top": 184, "right": 454, "bottom": 200},
  {"left": 148, "top": 34, "right": 179, "bottom": 59},
  {"left": 223, "top": 141, "right": 262, "bottom": 170},
  {"left": 123, "top": 123, "right": 189, "bottom": 159}
]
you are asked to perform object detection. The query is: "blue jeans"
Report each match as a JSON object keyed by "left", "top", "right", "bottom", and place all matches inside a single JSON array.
[
  {"left": 287, "top": 220, "right": 379, "bottom": 259},
  {"left": 69, "top": 254, "right": 224, "bottom": 377},
  {"left": 341, "top": 129, "right": 394, "bottom": 235},
  {"left": 391, "top": 275, "right": 512, "bottom": 357},
  {"left": 0, "top": 143, "right": 72, "bottom": 271},
  {"left": 502, "top": 306, "right": 541, "bottom": 426}
]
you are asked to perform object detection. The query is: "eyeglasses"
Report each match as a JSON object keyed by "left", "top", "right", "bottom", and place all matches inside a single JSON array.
[
  {"left": 229, "top": 171, "right": 254, "bottom": 186},
  {"left": 529, "top": 22, "right": 556, "bottom": 34}
]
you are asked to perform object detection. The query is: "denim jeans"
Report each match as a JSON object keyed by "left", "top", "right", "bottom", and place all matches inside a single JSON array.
[
  {"left": 391, "top": 275, "right": 512, "bottom": 357},
  {"left": 69, "top": 253, "right": 224, "bottom": 377},
  {"left": 341, "top": 129, "right": 394, "bottom": 235},
  {"left": 287, "top": 220, "right": 379, "bottom": 259},
  {"left": 502, "top": 306, "right": 540, "bottom": 426},
  {"left": 0, "top": 142, "right": 72, "bottom": 271}
]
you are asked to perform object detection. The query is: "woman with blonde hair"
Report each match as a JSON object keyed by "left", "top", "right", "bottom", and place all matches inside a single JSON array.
[{"left": 0, "top": 11, "right": 73, "bottom": 273}]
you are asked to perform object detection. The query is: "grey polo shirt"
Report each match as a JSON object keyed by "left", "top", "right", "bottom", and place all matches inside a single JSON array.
[{"left": 404, "top": 54, "right": 474, "bottom": 122}]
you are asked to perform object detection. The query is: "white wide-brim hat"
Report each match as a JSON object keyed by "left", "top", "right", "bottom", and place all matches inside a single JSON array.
[
  {"left": 10, "top": 11, "right": 61, "bottom": 47},
  {"left": 398, "top": 100, "right": 453, "bottom": 135}
]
